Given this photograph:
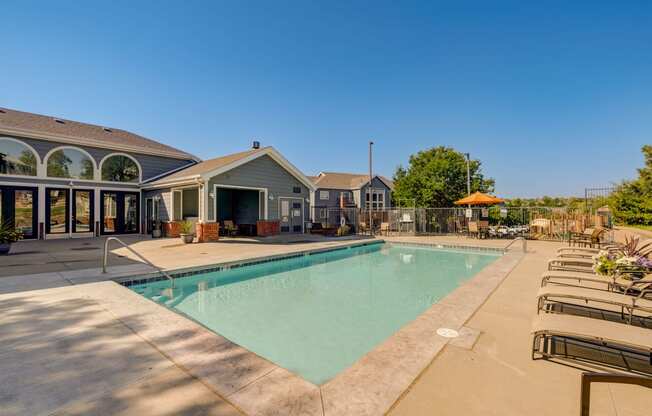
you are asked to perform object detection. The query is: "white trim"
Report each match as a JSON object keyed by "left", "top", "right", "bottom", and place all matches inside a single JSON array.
[
  {"left": 0, "top": 126, "right": 199, "bottom": 161},
  {"left": 213, "top": 184, "right": 268, "bottom": 222},
  {"left": 278, "top": 197, "right": 304, "bottom": 233},
  {"left": 43, "top": 145, "right": 98, "bottom": 180},
  {"left": 365, "top": 188, "right": 386, "bottom": 209},
  {"left": 141, "top": 176, "right": 201, "bottom": 190},
  {"left": 0, "top": 136, "right": 42, "bottom": 177},
  {"left": 171, "top": 189, "right": 183, "bottom": 221},
  {"left": 151, "top": 147, "right": 315, "bottom": 191},
  {"left": 141, "top": 160, "right": 199, "bottom": 184},
  {"left": 98, "top": 152, "right": 143, "bottom": 183}
]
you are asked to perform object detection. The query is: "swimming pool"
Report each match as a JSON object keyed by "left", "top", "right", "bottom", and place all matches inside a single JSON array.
[{"left": 130, "top": 242, "right": 500, "bottom": 385}]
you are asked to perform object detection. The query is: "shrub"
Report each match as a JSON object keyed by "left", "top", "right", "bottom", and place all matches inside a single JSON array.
[
  {"left": 179, "top": 220, "right": 194, "bottom": 234},
  {"left": 0, "top": 222, "right": 23, "bottom": 244},
  {"left": 336, "top": 224, "right": 350, "bottom": 236}
]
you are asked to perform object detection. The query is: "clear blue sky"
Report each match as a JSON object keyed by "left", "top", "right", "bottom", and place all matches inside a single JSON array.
[{"left": 2, "top": 1, "right": 650, "bottom": 197}]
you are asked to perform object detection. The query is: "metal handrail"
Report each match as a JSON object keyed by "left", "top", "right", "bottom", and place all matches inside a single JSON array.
[
  {"left": 504, "top": 236, "right": 527, "bottom": 253},
  {"left": 102, "top": 237, "right": 174, "bottom": 288}
]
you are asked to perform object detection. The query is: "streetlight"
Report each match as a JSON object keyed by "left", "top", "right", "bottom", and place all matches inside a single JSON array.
[
  {"left": 369, "top": 141, "right": 374, "bottom": 234},
  {"left": 464, "top": 153, "right": 471, "bottom": 196}
]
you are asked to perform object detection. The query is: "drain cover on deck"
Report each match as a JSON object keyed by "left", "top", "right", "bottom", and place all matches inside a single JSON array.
[{"left": 436, "top": 328, "right": 459, "bottom": 338}]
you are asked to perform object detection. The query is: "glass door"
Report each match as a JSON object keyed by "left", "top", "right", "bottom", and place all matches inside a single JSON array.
[
  {"left": 101, "top": 192, "right": 117, "bottom": 234},
  {"left": 0, "top": 186, "right": 38, "bottom": 239},
  {"left": 124, "top": 193, "right": 138, "bottom": 233},
  {"left": 72, "top": 189, "right": 93, "bottom": 233},
  {"left": 46, "top": 188, "right": 69, "bottom": 235},
  {"left": 100, "top": 191, "right": 139, "bottom": 234}
]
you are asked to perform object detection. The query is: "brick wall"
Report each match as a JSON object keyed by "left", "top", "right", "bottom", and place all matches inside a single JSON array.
[
  {"left": 257, "top": 220, "right": 280, "bottom": 237},
  {"left": 196, "top": 222, "right": 219, "bottom": 242},
  {"left": 163, "top": 221, "right": 181, "bottom": 238}
]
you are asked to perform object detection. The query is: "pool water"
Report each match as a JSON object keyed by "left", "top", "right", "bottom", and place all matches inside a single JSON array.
[{"left": 131, "top": 243, "right": 499, "bottom": 384}]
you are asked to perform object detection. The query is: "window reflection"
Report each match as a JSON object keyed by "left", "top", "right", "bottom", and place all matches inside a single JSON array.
[
  {"left": 0, "top": 139, "right": 37, "bottom": 176},
  {"left": 75, "top": 191, "right": 91, "bottom": 232},
  {"left": 47, "top": 148, "right": 94, "bottom": 180},
  {"left": 15, "top": 190, "right": 34, "bottom": 237},
  {"left": 49, "top": 189, "right": 67, "bottom": 234}
]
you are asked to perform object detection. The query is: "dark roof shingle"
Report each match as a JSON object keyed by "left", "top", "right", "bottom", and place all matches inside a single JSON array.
[{"left": 0, "top": 107, "right": 196, "bottom": 160}]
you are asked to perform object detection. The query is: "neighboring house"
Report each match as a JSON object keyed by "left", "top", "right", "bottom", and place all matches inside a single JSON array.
[
  {"left": 309, "top": 172, "right": 394, "bottom": 222},
  {"left": 142, "top": 144, "right": 315, "bottom": 238},
  {"left": 0, "top": 107, "right": 197, "bottom": 239}
]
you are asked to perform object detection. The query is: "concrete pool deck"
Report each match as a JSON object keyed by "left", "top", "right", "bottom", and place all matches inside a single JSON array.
[{"left": 0, "top": 235, "right": 649, "bottom": 415}]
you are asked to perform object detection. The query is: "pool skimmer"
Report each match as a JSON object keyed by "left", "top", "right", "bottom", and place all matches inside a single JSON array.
[{"left": 436, "top": 327, "right": 460, "bottom": 338}]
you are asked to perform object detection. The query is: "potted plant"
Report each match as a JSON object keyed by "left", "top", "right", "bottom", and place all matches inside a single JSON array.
[
  {"left": 152, "top": 219, "right": 162, "bottom": 238},
  {"left": 0, "top": 222, "right": 23, "bottom": 255},
  {"left": 179, "top": 220, "right": 194, "bottom": 244}
]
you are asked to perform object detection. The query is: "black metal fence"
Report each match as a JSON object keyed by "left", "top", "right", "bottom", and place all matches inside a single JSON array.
[{"left": 311, "top": 206, "right": 594, "bottom": 241}]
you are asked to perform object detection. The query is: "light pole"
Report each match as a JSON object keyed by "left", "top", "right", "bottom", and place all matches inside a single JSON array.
[
  {"left": 464, "top": 152, "right": 471, "bottom": 209},
  {"left": 369, "top": 141, "right": 374, "bottom": 235}
]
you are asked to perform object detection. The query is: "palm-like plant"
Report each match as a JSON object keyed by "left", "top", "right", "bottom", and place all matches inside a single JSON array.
[{"left": 618, "top": 235, "right": 652, "bottom": 258}]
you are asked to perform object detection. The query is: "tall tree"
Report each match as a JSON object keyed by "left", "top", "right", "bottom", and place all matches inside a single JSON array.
[
  {"left": 392, "top": 146, "right": 495, "bottom": 207},
  {"left": 611, "top": 145, "right": 652, "bottom": 225}
]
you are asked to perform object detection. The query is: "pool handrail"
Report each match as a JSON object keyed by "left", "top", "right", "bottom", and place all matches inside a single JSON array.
[
  {"left": 504, "top": 236, "right": 527, "bottom": 253},
  {"left": 102, "top": 236, "right": 175, "bottom": 288}
]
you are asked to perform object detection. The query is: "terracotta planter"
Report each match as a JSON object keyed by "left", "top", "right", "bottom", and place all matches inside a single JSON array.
[
  {"left": 179, "top": 234, "right": 194, "bottom": 244},
  {"left": 0, "top": 243, "right": 10, "bottom": 255}
]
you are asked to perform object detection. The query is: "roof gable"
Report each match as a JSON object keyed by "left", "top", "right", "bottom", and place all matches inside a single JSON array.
[{"left": 146, "top": 146, "right": 316, "bottom": 190}]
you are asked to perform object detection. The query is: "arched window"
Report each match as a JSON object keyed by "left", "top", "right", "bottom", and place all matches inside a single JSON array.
[
  {"left": 46, "top": 147, "right": 95, "bottom": 180},
  {"left": 0, "top": 137, "right": 38, "bottom": 176},
  {"left": 101, "top": 154, "right": 140, "bottom": 183}
]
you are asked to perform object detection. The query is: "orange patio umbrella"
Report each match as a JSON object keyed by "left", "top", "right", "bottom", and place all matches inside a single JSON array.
[{"left": 454, "top": 191, "right": 504, "bottom": 206}]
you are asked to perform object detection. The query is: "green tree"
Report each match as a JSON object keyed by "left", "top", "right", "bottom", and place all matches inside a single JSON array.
[
  {"left": 611, "top": 145, "right": 652, "bottom": 225},
  {"left": 392, "top": 146, "right": 495, "bottom": 207}
]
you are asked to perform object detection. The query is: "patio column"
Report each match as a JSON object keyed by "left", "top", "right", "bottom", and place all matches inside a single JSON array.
[{"left": 196, "top": 180, "right": 219, "bottom": 242}]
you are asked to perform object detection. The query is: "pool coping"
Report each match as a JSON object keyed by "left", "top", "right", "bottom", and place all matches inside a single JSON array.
[{"left": 85, "top": 240, "right": 523, "bottom": 416}]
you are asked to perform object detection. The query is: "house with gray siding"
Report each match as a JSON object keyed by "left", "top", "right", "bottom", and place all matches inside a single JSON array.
[
  {"left": 309, "top": 172, "right": 394, "bottom": 223},
  {"left": 0, "top": 107, "right": 197, "bottom": 239},
  {"left": 0, "top": 107, "right": 319, "bottom": 241},
  {"left": 143, "top": 144, "right": 315, "bottom": 237}
]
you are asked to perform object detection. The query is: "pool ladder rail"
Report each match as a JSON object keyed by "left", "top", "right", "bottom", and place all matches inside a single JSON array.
[
  {"left": 102, "top": 236, "right": 175, "bottom": 288},
  {"left": 504, "top": 236, "right": 527, "bottom": 253}
]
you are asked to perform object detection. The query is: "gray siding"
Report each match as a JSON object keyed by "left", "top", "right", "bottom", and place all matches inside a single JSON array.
[
  {"left": 208, "top": 155, "right": 310, "bottom": 222},
  {"left": 313, "top": 188, "right": 353, "bottom": 209},
  {"left": 360, "top": 177, "right": 392, "bottom": 208},
  {"left": 143, "top": 189, "right": 172, "bottom": 222},
  {"left": 313, "top": 177, "right": 392, "bottom": 210},
  {"left": 5, "top": 134, "right": 195, "bottom": 181}
]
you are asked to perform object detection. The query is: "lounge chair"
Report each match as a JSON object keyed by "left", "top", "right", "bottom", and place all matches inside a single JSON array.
[
  {"left": 569, "top": 228, "right": 608, "bottom": 248},
  {"left": 541, "top": 271, "right": 652, "bottom": 296},
  {"left": 531, "top": 313, "right": 652, "bottom": 375},
  {"left": 548, "top": 257, "right": 595, "bottom": 273},
  {"left": 537, "top": 285, "right": 652, "bottom": 324}
]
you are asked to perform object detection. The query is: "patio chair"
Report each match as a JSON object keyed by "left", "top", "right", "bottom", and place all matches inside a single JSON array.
[
  {"left": 468, "top": 221, "right": 479, "bottom": 238},
  {"left": 223, "top": 220, "right": 238, "bottom": 237},
  {"left": 380, "top": 222, "right": 390, "bottom": 236},
  {"left": 536, "top": 284, "right": 652, "bottom": 324},
  {"left": 531, "top": 313, "right": 652, "bottom": 375},
  {"left": 358, "top": 221, "right": 367, "bottom": 234}
]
